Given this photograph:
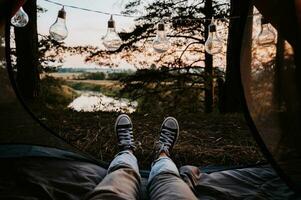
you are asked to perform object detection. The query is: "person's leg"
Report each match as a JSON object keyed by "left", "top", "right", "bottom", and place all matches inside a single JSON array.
[
  {"left": 147, "top": 117, "right": 198, "bottom": 200},
  {"left": 85, "top": 114, "right": 141, "bottom": 200}
]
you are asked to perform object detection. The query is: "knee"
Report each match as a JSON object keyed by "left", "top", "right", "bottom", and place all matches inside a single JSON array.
[{"left": 179, "top": 165, "right": 202, "bottom": 189}]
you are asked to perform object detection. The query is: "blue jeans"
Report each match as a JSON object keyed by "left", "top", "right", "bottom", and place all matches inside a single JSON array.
[{"left": 85, "top": 150, "right": 198, "bottom": 200}]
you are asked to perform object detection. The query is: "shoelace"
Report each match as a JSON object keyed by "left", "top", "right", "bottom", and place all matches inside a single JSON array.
[
  {"left": 156, "top": 127, "right": 176, "bottom": 156},
  {"left": 117, "top": 127, "right": 137, "bottom": 150}
]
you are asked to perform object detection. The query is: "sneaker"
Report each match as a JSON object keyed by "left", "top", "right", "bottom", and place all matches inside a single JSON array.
[
  {"left": 115, "top": 114, "right": 136, "bottom": 151},
  {"left": 155, "top": 117, "right": 179, "bottom": 157}
]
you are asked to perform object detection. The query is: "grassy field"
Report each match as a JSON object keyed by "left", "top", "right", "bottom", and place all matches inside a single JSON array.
[
  {"left": 46, "top": 72, "right": 81, "bottom": 79},
  {"left": 47, "top": 72, "right": 123, "bottom": 97}
]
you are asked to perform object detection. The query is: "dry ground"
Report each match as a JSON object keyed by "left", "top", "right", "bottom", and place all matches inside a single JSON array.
[{"left": 34, "top": 108, "right": 265, "bottom": 169}]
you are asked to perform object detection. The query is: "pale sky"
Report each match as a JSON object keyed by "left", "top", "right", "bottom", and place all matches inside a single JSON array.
[
  {"left": 36, "top": 0, "right": 230, "bottom": 69},
  {"left": 37, "top": 0, "right": 140, "bottom": 47},
  {"left": 37, "top": 0, "right": 144, "bottom": 67}
]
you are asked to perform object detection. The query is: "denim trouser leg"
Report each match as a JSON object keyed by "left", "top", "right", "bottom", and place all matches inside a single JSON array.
[
  {"left": 85, "top": 150, "right": 141, "bottom": 200},
  {"left": 148, "top": 156, "right": 179, "bottom": 183},
  {"left": 108, "top": 150, "right": 140, "bottom": 175},
  {"left": 148, "top": 156, "right": 198, "bottom": 200}
]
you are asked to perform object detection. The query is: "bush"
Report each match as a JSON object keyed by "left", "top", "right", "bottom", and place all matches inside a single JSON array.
[
  {"left": 77, "top": 72, "right": 106, "bottom": 80},
  {"left": 38, "top": 76, "right": 77, "bottom": 107},
  {"left": 107, "top": 72, "right": 130, "bottom": 80},
  {"left": 66, "top": 82, "right": 101, "bottom": 92}
]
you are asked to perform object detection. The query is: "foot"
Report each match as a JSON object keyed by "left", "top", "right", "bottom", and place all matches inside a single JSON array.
[
  {"left": 115, "top": 114, "right": 136, "bottom": 151},
  {"left": 155, "top": 117, "right": 179, "bottom": 157}
]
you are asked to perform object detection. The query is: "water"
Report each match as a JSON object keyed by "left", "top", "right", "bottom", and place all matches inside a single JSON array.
[{"left": 68, "top": 91, "right": 138, "bottom": 113}]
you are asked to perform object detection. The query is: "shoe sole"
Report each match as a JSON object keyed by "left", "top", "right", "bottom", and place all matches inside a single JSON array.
[
  {"left": 160, "top": 116, "right": 180, "bottom": 148},
  {"left": 114, "top": 114, "right": 133, "bottom": 142}
]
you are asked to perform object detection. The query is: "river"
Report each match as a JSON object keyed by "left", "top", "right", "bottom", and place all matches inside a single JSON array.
[{"left": 68, "top": 91, "right": 138, "bottom": 113}]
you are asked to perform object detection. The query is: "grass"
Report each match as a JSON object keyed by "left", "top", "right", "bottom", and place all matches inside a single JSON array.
[
  {"left": 64, "top": 80, "right": 122, "bottom": 97},
  {"left": 38, "top": 76, "right": 78, "bottom": 108},
  {"left": 33, "top": 108, "right": 264, "bottom": 169},
  {"left": 30, "top": 76, "right": 265, "bottom": 169}
]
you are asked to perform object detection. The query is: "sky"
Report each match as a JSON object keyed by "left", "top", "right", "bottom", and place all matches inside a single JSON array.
[
  {"left": 35, "top": 0, "right": 232, "bottom": 69},
  {"left": 37, "top": 0, "right": 139, "bottom": 47},
  {"left": 37, "top": 0, "right": 144, "bottom": 68}
]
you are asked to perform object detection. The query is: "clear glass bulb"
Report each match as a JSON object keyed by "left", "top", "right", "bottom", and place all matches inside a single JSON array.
[
  {"left": 103, "top": 15, "right": 122, "bottom": 51},
  {"left": 205, "top": 18, "right": 223, "bottom": 55},
  {"left": 11, "top": 7, "right": 29, "bottom": 27},
  {"left": 257, "top": 18, "right": 276, "bottom": 46},
  {"left": 49, "top": 7, "right": 68, "bottom": 42},
  {"left": 153, "top": 21, "right": 170, "bottom": 53}
]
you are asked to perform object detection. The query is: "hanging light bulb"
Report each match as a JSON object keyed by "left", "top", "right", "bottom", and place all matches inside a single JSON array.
[
  {"left": 49, "top": 6, "right": 68, "bottom": 42},
  {"left": 256, "top": 17, "right": 276, "bottom": 46},
  {"left": 153, "top": 21, "right": 170, "bottom": 53},
  {"left": 102, "top": 15, "right": 123, "bottom": 51},
  {"left": 11, "top": 7, "right": 29, "bottom": 27},
  {"left": 205, "top": 17, "right": 223, "bottom": 55}
]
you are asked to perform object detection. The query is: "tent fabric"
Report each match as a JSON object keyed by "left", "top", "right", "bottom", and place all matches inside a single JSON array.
[
  {"left": 240, "top": 6, "right": 301, "bottom": 191},
  {"left": 0, "top": 144, "right": 99, "bottom": 163},
  {"left": 0, "top": 24, "right": 93, "bottom": 162},
  {"left": 0, "top": 146, "right": 299, "bottom": 200},
  {"left": 1, "top": 2, "right": 300, "bottom": 197},
  {"left": 188, "top": 166, "right": 299, "bottom": 200}
]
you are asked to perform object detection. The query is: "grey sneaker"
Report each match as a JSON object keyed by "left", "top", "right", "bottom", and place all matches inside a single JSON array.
[
  {"left": 115, "top": 114, "right": 136, "bottom": 151},
  {"left": 155, "top": 117, "right": 179, "bottom": 157}
]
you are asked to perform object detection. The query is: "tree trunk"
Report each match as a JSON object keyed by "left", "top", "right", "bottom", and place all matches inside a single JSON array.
[
  {"left": 273, "top": 34, "right": 285, "bottom": 108},
  {"left": 240, "top": 7, "right": 253, "bottom": 111},
  {"left": 204, "top": 0, "right": 213, "bottom": 113},
  {"left": 15, "top": 0, "right": 40, "bottom": 100},
  {"left": 222, "top": 0, "right": 252, "bottom": 113}
]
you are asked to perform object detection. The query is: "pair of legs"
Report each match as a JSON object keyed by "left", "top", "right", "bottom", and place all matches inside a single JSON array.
[{"left": 85, "top": 115, "right": 198, "bottom": 200}]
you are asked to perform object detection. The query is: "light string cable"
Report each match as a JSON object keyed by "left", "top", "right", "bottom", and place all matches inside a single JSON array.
[
  {"left": 42, "top": 0, "right": 137, "bottom": 18},
  {"left": 42, "top": 0, "right": 261, "bottom": 20}
]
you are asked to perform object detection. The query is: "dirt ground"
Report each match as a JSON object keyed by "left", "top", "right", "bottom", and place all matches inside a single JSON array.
[{"left": 33, "top": 107, "right": 265, "bottom": 169}]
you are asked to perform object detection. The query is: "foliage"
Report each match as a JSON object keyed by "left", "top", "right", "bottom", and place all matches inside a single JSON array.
[
  {"left": 77, "top": 72, "right": 106, "bottom": 80},
  {"left": 65, "top": 81, "right": 120, "bottom": 97},
  {"left": 120, "top": 66, "right": 224, "bottom": 114},
  {"left": 86, "top": 0, "right": 229, "bottom": 68},
  {"left": 107, "top": 72, "right": 131, "bottom": 80},
  {"left": 38, "top": 35, "right": 65, "bottom": 71},
  {"left": 38, "top": 35, "right": 99, "bottom": 72},
  {"left": 37, "top": 76, "right": 77, "bottom": 107}
]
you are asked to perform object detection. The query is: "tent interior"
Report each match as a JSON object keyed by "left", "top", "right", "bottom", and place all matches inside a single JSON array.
[{"left": 0, "top": 0, "right": 301, "bottom": 199}]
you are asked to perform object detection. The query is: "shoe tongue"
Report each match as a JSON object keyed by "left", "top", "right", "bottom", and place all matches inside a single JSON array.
[
  {"left": 164, "top": 120, "right": 177, "bottom": 129},
  {"left": 155, "top": 142, "right": 170, "bottom": 158},
  {"left": 117, "top": 124, "right": 132, "bottom": 129}
]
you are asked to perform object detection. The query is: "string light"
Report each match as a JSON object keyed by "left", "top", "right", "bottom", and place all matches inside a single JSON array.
[
  {"left": 43, "top": 0, "right": 136, "bottom": 18},
  {"left": 49, "top": 6, "right": 68, "bottom": 41},
  {"left": 205, "top": 17, "right": 223, "bottom": 55},
  {"left": 153, "top": 21, "right": 170, "bottom": 53},
  {"left": 102, "top": 15, "right": 123, "bottom": 51},
  {"left": 11, "top": 7, "right": 29, "bottom": 27},
  {"left": 42, "top": 0, "right": 260, "bottom": 20},
  {"left": 14, "top": 0, "right": 264, "bottom": 55},
  {"left": 256, "top": 17, "right": 276, "bottom": 46}
]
